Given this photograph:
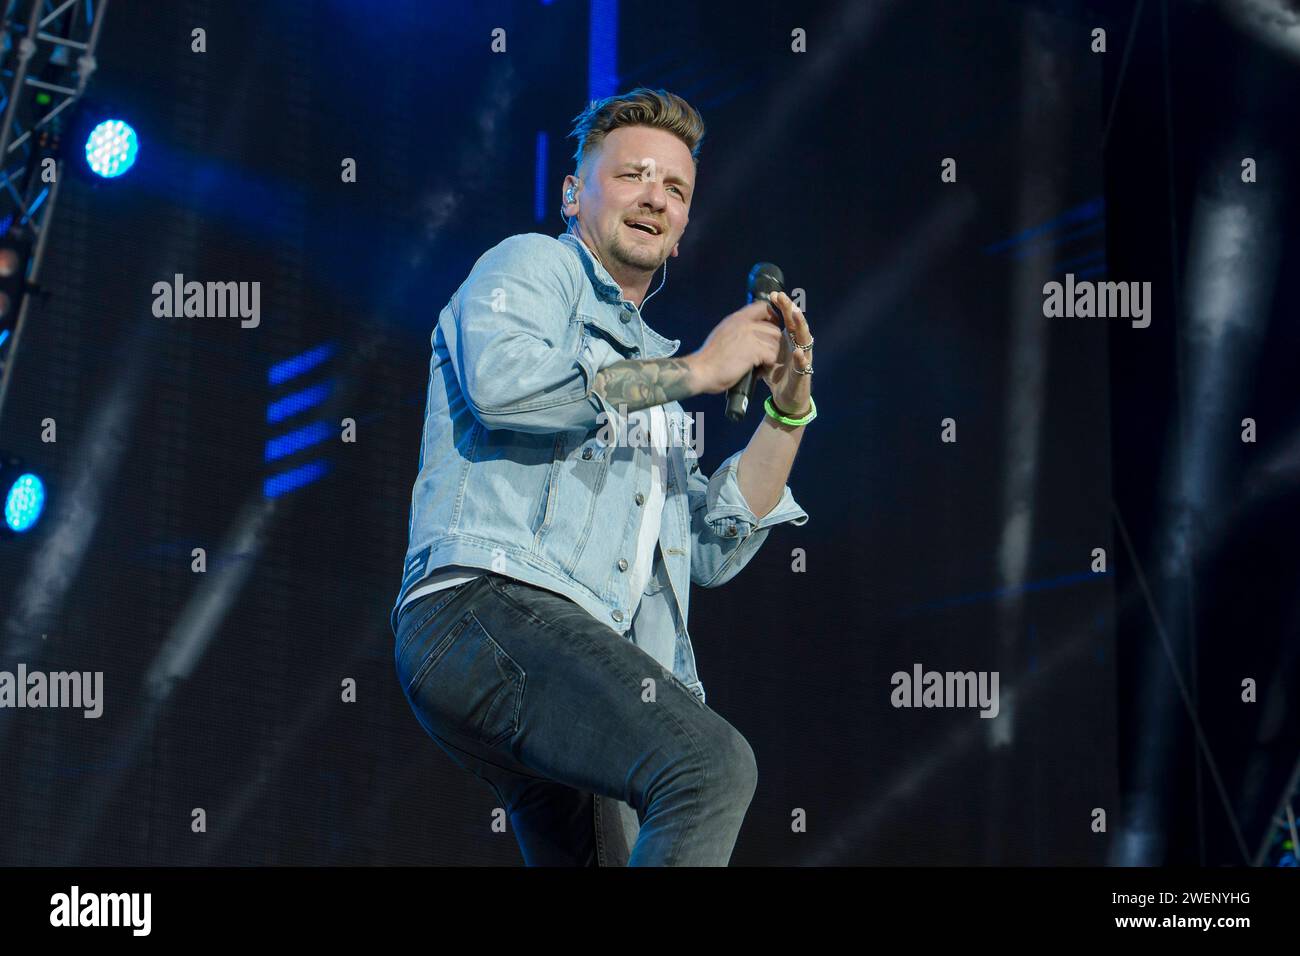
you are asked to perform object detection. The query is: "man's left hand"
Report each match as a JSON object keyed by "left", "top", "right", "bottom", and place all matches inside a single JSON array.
[{"left": 758, "top": 290, "right": 813, "bottom": 419}]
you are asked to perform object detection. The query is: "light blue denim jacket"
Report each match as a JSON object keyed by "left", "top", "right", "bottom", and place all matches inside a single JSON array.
[{"left": 392, "top": 231, "right": 809, "bottom": 704}]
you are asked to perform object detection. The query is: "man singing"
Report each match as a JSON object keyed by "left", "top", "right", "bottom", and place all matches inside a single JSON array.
[{"left": 391, "top": 87, "right": 815, "bottom": 866}]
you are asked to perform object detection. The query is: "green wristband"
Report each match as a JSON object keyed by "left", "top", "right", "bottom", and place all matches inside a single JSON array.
[{"left": 764, "top": 395, "right": 817, "bottom": 426}]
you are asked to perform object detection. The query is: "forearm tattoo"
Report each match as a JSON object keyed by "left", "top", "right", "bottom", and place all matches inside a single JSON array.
[{"left": 593, "top": 357, "right": 696, "bottom": 412}]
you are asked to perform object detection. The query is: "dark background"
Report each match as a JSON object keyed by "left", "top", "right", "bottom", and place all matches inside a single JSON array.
[{"left": 0, "top": 0, "right": 1294, "bottom": 866}]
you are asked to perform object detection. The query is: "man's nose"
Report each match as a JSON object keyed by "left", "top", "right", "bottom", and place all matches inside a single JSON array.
[{"left": 638, "top": 176, "right": 668, "bottom": 209}]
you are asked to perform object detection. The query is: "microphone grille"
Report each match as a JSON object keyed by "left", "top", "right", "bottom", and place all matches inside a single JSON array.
[{"left": 747, "top": 262, "right": 784, "bottom": 298}]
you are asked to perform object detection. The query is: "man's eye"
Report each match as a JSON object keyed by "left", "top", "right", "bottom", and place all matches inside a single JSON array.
[{"left": 670, "top": 186, "right": 683, "bottom": 197}]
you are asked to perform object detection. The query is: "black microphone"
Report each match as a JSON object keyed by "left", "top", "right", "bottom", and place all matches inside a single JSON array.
[{"left": 725, "top": 262, "right": 785, "bottom": 422}]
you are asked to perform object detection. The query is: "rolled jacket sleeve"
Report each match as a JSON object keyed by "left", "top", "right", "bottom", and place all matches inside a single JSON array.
[
  {"left": 687, "top": 446, "right": 809, "bottom": 588},
  {"left": 442, "top": 234, "right": 609, "bottom": 434}
]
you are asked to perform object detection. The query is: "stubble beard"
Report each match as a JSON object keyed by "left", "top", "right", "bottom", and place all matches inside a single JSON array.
[{"left": 607, "top": 229, "right": 665, "bottom": 274}]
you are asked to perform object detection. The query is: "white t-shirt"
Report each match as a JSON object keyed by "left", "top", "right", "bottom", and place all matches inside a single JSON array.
[
  {"left": 397, "top": 565, "right": 481, "bottom": 613},
  {"left": 624, "top": 404, "right": 669, "bottom": 606}
]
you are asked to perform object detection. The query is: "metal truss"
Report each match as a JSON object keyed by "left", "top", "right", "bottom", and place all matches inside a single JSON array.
[
  {"left": 1255, "top": 753, "right": 1300, "bottom": 867},
  {"left": 0, "top": 0, "right": 111, "bottom": 426}
]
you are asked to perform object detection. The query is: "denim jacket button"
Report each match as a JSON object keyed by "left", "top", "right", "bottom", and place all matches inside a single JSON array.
[
  {"left": 612, "top": 609, "right": 624, "bottom": 622},
  {"left": 634, "top": 492, "right": 644, "bottom": 505},
  {"left": 726, "top": 525, "right": 738, "bottom": 537},
  {"left": 617, "top": 558, "right": 628, "bottom": 571},
  {"left": 582, "top": 447, "right": 593, "bottom": 460}
]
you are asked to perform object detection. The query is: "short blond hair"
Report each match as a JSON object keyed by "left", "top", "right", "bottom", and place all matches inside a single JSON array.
[{"left": 567, "top": 87, "right": 705, "bottom": 174}]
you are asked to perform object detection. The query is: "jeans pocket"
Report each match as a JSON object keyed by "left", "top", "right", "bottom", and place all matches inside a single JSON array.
[
  {"left": 403, "top": 610, "right": 525, "bottom": 749},
  {"left": 395, "top": 584, "right": 472, "bottom": 660}
]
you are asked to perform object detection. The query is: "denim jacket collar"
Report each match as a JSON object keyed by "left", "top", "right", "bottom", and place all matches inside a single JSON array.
[{"left": 556, "top": 231, "right": 681, "bottom": 360}]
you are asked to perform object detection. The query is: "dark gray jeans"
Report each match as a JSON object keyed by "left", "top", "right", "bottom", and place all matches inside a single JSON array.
[{"left": 392, "top": 572, "right": 757, "bottom": 866}]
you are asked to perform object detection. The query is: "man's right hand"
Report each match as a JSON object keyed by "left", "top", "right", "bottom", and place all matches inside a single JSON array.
[{"left": 686, "top": 298, "right": 785, "bottom": 395}]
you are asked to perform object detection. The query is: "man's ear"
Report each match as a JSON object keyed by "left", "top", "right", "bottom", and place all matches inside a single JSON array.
[{"left": 671, "top": 242, "right": 680, "bottom": 258}]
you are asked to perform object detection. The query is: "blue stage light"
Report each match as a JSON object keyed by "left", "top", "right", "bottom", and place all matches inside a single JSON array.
[
  {"left": 268, "top": 343, "right": 337, "bottom": 386},
  {"left": 85, "top": 119, "right": 138, "bottom": 178},
  {"left": 264, "top": 420, "right": 332, "bottom": 462},
  {"left": 4, "top": 472, "right": 45, "bottom": 532},
  {"left": 267, "top": 381, "right": 332, "bottom": 423},
  {"left": 263, "top": 460, "right": 330, "bottom": 499}
]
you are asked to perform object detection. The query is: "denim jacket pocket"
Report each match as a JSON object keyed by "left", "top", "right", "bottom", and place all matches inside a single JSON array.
[
  {"left": 403, "top": 610, "right": 526, "bottom": 748},
  {"left": 531, "top": 432, "right": 568, "bottom": 542},
  {"left": 574, "top": 434, "right": 614, "bottom": 463},
  {"left": 577, "top": 310, "right": 640, "bottom": 355}
]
